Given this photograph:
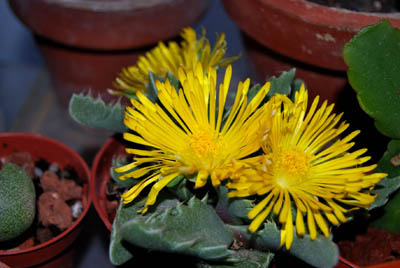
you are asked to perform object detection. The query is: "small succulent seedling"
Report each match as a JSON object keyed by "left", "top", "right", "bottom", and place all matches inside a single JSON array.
[{"left": 0, "top": 163, "right": 36, "bottom": 242}]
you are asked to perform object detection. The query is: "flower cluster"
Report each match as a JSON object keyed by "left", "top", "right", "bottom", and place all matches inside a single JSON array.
[
  {"left": 115, "top": 28, "right": 386, "bottom": 250},
  {"left": 109, "top": 27, "right": 240, "bottom": 97}
]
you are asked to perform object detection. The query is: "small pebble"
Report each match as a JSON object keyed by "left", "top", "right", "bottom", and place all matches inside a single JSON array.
[
  {"left": 49, "top": 163, "right": 59, "bottom": 173},
  {"left": 34, "top": 167, "right": 43, "bottom": 178},
  {"left": 71, "top": 201, "right": 83, "bottom": 219}
]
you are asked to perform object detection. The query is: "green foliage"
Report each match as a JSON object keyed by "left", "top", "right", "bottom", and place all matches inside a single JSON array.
[
  {"left": 0, "top": 163, "right": 36, "bottom": 242},
  {"left": 267, "top": 68, "right": 297, "bottom": 98},
  {"left": 110, "top": 195, "right": 234, "bottom": 265},
  {"left": 228, "top": 223, "right": 339, "bottom": 268},
  {"left": 377, "top": 139, "right": 400, "bottom": 177},
  {"left": 197, "top": 249, "right": 274, "bottom": 268},
  {"left": 343, "top": 20, "right": 400, "bottom": 139},
  {"left": 370, "top": 140, "right": 400, "bottom": 232},
  {"left": 216, "top": 186, "right": 253, "bottom": 225},
  {"left": 68, "top": 93, "right": 127, "bottom": 132},
  {"left": 110, "top": 156, "right": 138, "bottom": 188},
  {"left": 370, "top": 176, "right": 400, "bottom": 210}
]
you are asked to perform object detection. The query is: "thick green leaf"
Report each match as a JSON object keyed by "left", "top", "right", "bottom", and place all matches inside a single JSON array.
[
  {"left": 343, "top": 20, "right": 400, "bottom": 138},
  {"left": 377, "top": 139, "right": 400, "bottom": 177},
  {"left": 68, "top": 93, "right": 127, "bottom": 132},
  {"left": 109, "top": 199, "right": 141, "bottom": 265},
  {"left": 370, "top": 140, "right": 400, "bottom": 231},
  {"left": 216, "top": 186, "right": 253, "bottom": 225},
  {"left": 371, "top": 177, "right": 400, "bottom": 233},
  {"left": 370, "top": 176, "right": 400, "bottom": 210},
  {"left": 267, "top": 68, "right": 296, "bottom": 98},
  {"left": 113, "top": 196, "right": 234, "bottom": 265},
  {"left": 228, "top": 223, "right": 339, "bottom": 268},
  {"left": 146, "top": 72, "right": 164, "bottom": 103},
  {"left": 197, "top": 249, "right": 274, "bottom": 268},
  {"left": 0, "top": 163, "right": 36, "bottom": 242},
  {"left": 110, "top": 156, "right": 138, "bottom": 188},
  {"left": 166, "top": 71, "right": 181, "bottom": 92}
]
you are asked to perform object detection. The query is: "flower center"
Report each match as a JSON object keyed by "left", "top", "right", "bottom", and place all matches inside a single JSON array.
[
  {"left": 274, "top": 148, "right": 311, "bottom": 187},
  {"left": 189, "top": 129, "right": 225, "bottom": 159}
]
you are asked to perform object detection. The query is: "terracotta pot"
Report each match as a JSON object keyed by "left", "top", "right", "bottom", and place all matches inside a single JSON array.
[
  {"left": 338, "top": 257, "right": 400, "bottom": 268},
  {"left": 221, "top": 0, "right": 400, "bottom": 104},
  {"left": 8, "top": 0, "right": 212, "bottom": 107},
  {"left": 0, "top": 133, "right": 91, "bottom": 268},
  {"left": 91, "top": 134, "right": 126, "bottom": 231}
]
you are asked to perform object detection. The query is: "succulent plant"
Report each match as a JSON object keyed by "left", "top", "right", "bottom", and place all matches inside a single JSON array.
[
  {"left": 69, "top": 25, "right": 398, "bottom": 268},
  {"left": 0, "top": 163, "right": 36, "bottom": 242}
]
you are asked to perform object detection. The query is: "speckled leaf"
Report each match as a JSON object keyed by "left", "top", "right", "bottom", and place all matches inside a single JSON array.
[
  {"left": 120, "top": 197, "right": 233, "bottom": 261},
  {"left": 370, "top": 176, "right": 400, "bottom": 210},
  {"left": 69, "top": 93, "right": 127, "bottom": 132},
  {"left": 109, "top": 198, "right": 145, "bottom": 265},
  {"left": 371, "top": 176, "right": 400, "bottom": 233},
  {"left": 228, "top": 223, "right": 339, "bottom": 268},
  {"left": 110, "top": 156, "right": 138, "bottom": 188},
  {"left": 216, "top": 186, "right": 253, "bottom": 225},
  {"left": 197, "top": 249, "right": 274, "bottom": 268},
  {"left": 343, "top": 20, "right": 400, "bottom": 138},
  {"left": 0, "top": 163, "right": 36, "bottom": 242}
]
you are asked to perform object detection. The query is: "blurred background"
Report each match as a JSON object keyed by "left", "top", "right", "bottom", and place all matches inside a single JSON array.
[{"left": 0, "top": 0, "right": 250, "bottom": 133}]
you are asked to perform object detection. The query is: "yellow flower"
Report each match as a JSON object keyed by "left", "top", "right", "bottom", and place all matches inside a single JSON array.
[
  {"left": 110, "top": 27, "right": 240, "bottom": 96},
  {"left": 227, "top": 86, "right": 387, "bottom": 250},
  {"left": 115, "top": 64, "right": 270, "bottom": 213}
]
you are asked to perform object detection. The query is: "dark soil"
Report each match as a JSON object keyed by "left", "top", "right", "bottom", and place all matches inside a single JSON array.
[
  {"left": 337, "top": 226, "right": 400, "bottom": 266},
  {"left": 0, "top": 152, "right": 85, "bottom": 251},
  {"left": 308, "top": 0, "right": 400, "bottom": 13}
]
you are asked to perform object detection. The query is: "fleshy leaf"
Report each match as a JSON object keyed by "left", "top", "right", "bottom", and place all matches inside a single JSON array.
[
  {"left": 371, "top": 177, "right": 400, "bottom": 233},
  {"left": 228, "top": 223, "right": 339, "bottom": 268},
  {"left": 370, "top": 176, "right": 400, "bottom": 210},
  {"left": 216, "top": 186, "right": 253, "bottom": 225},
  {"left": 267, "top": 68, "right": 296, "bottom": 98},
  {"left": 110, "top": 156, "right": 138, "bottom": 188},
  {"left": 166, "top": 71, "right": 181, "bottom": 92},
  {"left": 109, "top": 198, "right": 141, "bottom": 265},
  {"left": 343, "top": 20, "right": 400, "bottom": 139},
  {"left": 68, "top": 93, "right": 126, "bottom": 132},
  {"left": 0, "top": 163, "right": 36, "bottom": 242},
  {"left": 377, "top": 139, "right": 400, "bottom": 177},
  {"left": 111, "top": 195, "right": 234, "bottom": 265},
  {"left": 197, "top": 249, "right": 274, "bottom": 268},
  {"left": 146, "top": 72, "right": 164, "bottom": 103}
]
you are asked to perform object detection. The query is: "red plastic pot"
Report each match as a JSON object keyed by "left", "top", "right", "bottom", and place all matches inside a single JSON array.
[
  {"left": 221, "top": 0, "right": 400, "bottom": 104},
  {"left": 338, "top": 256, "right": 400, "bottom": 268},
  {"left": 8, "top": 0, "right": 212, "bottom": 107},
  {"left": 0, "top": 133, "right": 91, "bottom": 268},
  {"left": 91, "top": 134, "right": 126, "bottom": 232}
]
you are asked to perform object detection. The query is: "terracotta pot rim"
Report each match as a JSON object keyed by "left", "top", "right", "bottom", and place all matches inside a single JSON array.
[
  {"left": 0, "top": 132, "right": 92, "bottom": 256},
  {"left": 41, "top": 0, "right": 178, "bottom": 12},
  {"left": 259, "top": 0, "right": 400, "bottom": 30},
  {"left": 90, "top": 135, "right": 116, "bottom": 232}
]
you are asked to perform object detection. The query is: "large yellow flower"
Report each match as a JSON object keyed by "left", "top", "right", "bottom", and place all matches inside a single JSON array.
[
  {"left": 115, "top": 64, "right": 270, "bottom": 213},
  {"left": 110, "top": 27, "right": 239, "bottom": 96},
  {"left": 227, "top": 86, "right": 386, "bottom": 250}
]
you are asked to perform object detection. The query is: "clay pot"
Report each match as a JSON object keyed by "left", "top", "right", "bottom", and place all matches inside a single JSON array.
[
  {"left": 8, "top": 0, "right": 212, "bottom": 107},
  {"left": 221, "top": 0, "right": 400, "bottom": 104},
  {"left": 0, "top": 133, "right": 91, "bottom": 268},
  {"left": 338, "top": 257, "right": 400, "bottom": 268},
  {"left": 91, "top": 134, "right": 126, "bottom": 231}
]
